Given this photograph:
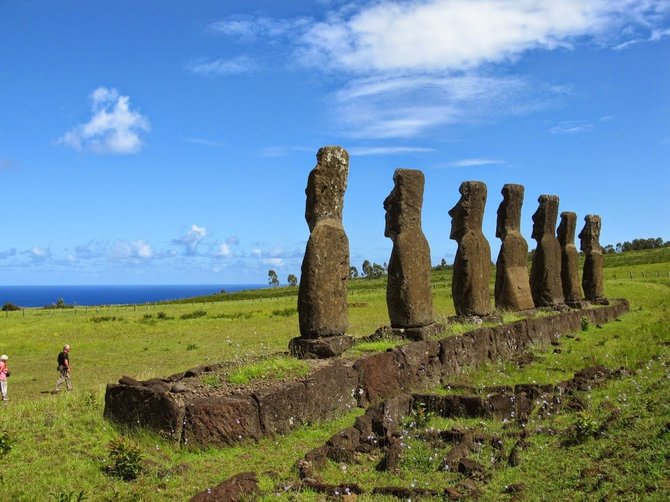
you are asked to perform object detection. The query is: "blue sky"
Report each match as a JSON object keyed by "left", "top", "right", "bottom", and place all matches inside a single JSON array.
[{"left": 1, "top": 0, "right": 668, "bottom": 285}]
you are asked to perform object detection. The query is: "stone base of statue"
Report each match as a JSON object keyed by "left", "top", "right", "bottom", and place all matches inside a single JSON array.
[
  {"left": 289, "top": 335, "right": 354, "bottom": 359},
  {"left": 565, "top": 300, "right": 590, "bottom": 309},
  {"left": 387, "top": 323, "right": 445, "bottom": 341},
  {"left": 448, "top": 314, "right": 503, "bottom": 325},
  {"left": 589, "top": 297, "right": 610, "bottom": 306}
]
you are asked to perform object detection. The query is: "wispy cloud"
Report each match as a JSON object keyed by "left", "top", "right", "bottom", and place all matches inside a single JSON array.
[
  {"left": 550, "top": 120, "right": 595, "bottom": 135},
  {"left": 57, "top": 87, "right": 150, "bottom": 154},
  {"left": 0, "top": 248, "right": 17, "bottom": 259},
  {"left": 30, "top": 247, "right": 51, "bottom": 261},
  {"left": 185, "top": 137, "right": 226, "bottom": 148},
  {"left": 216, "top": 243, "right": 233, "bottom": 258},
  {"left": 172, "top": 224, "right": 207, "bottom": 256},
  {"left": 439, "top": 158, "right": 507, "bottom": 168},
  {"left": 349, "top": 146, "right": 436, "bottom": 156},
  {"left": 209, "top": 16, "right": 311, "bottom": 42},
  {"left": 111, "top": 240, "right": 153, "bottom": 261},
  {"left": 186, "top": 56, "right": 257, "bottom": 76}
]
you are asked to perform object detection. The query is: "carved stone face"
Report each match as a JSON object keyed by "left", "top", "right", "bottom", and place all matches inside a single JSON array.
[
  {"left": 449, "top": 196, "right": 466, "bottom": 241},
  {"left": 531, "top": 203, "right": 544, "bottom": 240},
  {"left": 383, "top": 187, "right": 401, "bottom": 239},
  {"left": 579, "top": 215, "right": 601, "bottom": 253},
  {"left": 557, "top": 212, "right": 576, "bottom": 246},
  {"left": 496, "top": 200, "right": 505, "bottom": 239}
]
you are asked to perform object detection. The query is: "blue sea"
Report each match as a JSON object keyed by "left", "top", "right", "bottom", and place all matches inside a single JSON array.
[{"left": 0, "top": 284, "right": 266, "bottom": 308}]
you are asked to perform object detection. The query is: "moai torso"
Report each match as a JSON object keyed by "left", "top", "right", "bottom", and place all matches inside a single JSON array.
[
  {"left": 385, "top": 169, "right": 434, "bottom": 328},
  {"left": 579, "top": 214, "right": 605, "bottom": 301},
  {"left": 449, "top": 181, "right": 492, "bottom": 317},
  {"left": 529, "top": 195, "right": 564, "bottom": 307},
  {"left": 557, "top": 211, "right": 582, "bottom": 304},
  {"left": 297, "top": 147, "right": 350, "bottom": 337},
  {"left": 494, "top": 184, "right": 534, "bottom": 311}
]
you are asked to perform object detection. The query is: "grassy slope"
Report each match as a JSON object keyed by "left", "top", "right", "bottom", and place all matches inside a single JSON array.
[{"left": 0, "top": 248, "right": 667, "bottom": 500}]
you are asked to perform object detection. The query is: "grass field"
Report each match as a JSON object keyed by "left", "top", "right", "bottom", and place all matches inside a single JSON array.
[{"left": 0, "top": 248, "right": 668, "bottom": 500}]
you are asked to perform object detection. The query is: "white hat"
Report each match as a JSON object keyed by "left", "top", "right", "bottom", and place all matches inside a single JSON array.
[{"left": 0, "top": 355, "right": 7, "bottom": 361}]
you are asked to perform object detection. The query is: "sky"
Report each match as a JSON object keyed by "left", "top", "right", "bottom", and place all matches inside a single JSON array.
[{"left": 1, "top": 0, "right": 669, "bottom": 285}]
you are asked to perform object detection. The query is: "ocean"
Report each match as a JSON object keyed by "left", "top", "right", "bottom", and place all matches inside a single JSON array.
[{"left": 0, "top": 284, "right": 266, "bottom": 308}]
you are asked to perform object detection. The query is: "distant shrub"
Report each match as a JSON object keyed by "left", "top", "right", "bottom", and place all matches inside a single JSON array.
[
  {"left": 180, "top": 310, "right": 207, "bottom": 320},
  {"left": 212, "top": 311, "right": 255, "bottom": 320},
  {"left": 1, "top": 302, "right": 20, "bottom": 312},
  {"left": 105, "top": 437, "right": 143, "bottom": 481},
  {"left": 581, "top": 316, "right": 591, "bottom": 332},
  {"left": 186, "top": 343, "right": 198, "bottom": 351},
  {"left": 271, "top": 307, "right": 297, "bottom": 317},
  {"left": 142, "top": 314, "right": 153, "bottom": 320},
  {"left": 90, "top": 316, "right": 122, "bottom": 323},
  {"left": 50, "top": 490, "right": 87, "bottom": 502},
  {"left": 44, "top": 298, "right": 75, "bottom": 309},
  {"left": 156, "top": 311, "right": 173, "bottom": 320},
  {"left": 0, "top": 431, "right": 12, "bottom": 456}
]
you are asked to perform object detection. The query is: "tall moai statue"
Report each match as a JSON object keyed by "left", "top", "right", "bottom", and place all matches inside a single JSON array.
[
  {"left": 529, "top": 195, "right": 564, "bottom": 307},
  {"left": 557, "top": 211, "right": 583, "bottom": 306},
  {"left": 384, "top": 169, "right": 437, "bottom": 335},
  {"left": 449, "top": 181, "right": 492, "bottom": 317},
  {"left": 290, "top": 146, "right": 353, "bottom": 358},
  {"left": 579, "top": 214, "right": 607, "bottom": 303},
  {"left": 494, "top": 184, "right": 534, "bottom": 311}
]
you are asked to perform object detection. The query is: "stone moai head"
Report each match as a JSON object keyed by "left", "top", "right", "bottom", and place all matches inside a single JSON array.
[
  {"left": 531, "top": 195, "right": 559, "bottom": 241},
  {"left": 449, "top": 181, "right": 487, "bottom": 241},
  {"left": 305, "top": 146, "right": 349, "bottom": 231},
  {"left": 579, "top": 214, "right": 602, "bottom": 253},
  {"left": 384, "top": 168, "right": 424, "bottom": 239},
  {"left": 496, "top": 184, "right": 524, "bottom": 239},
  {"left": 557, "top": 211, "right": 577, "bottom": 247}
]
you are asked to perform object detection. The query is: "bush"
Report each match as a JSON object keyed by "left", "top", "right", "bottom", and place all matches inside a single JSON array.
[
  {"left": 0, "top": 431, "right": 12, "bottom": 456},
  {"left": 105, "top": 437, "right": 143, "bottom": 480},
  {"left": 44, "top": 298, "right": 74, "bottom": 309},
  {"left": 156, "top": 311, "right": 173, "bottom": 320},
  {"left": 50, "top": 490, "right": 87, "bottom": 502},
  {"left": 581, "top": 316, "right": 590, "bottom": 332},
  {"left": 180, "top": 310, "right": 207, "bottom": 320},
  {"left": 90, "top": 316, "right": 122, "bottom": 323},
  {"left": 1, "top": 302, "right": 20, "bottom": 312},
  {"left": 271, "top": 307, "right": 297, "bottom": 317}
]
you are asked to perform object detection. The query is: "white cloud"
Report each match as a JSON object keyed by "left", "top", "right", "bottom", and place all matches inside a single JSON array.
[
  {"left": 298, "top": 0, "right": 670, "bottom": 73},
  {"left": 173, "top": 224, "right": 207, "bottom": 256},
  {"left": 209, "top": 16, "right": 312, "bottom": 41},
  {"left": 550, "top": 121, "right": 595, "bottom": 134},
  {"left": 111, "top": 240, "right": 153, "bottom": 261},
  {"left": 30, "top": 247, "right": 51, "bottom": 261},
  {"left": 216, "top": 243, "right": 232, "bottom": 257},
  {"left": 0, "top": 248, "right": 16, "bottom": 259},
  {"left": 226, "top": 236, "right": 240, "bottom": 246},
  {"left": 58, "top": 87, "right": 150, "bottom": 154},
  {"left": 185, "top": 137, "right": 226, "bottom": 148},
  {"left": 187, "top": 56, "right": 257, "bottom": 76},
  {"left": 441, "top": 158, "right": 507, "bottom": 168},
  {"left": 263, "top": 257, "right": 285, "bottom": 267},
  {"left": 349, "top": 146, "right": 436, "bottom": 156}
]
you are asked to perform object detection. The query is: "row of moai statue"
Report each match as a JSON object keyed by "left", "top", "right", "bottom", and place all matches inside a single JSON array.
[{"left": 289, "top": 147, "right": 606, "bottom": 359}]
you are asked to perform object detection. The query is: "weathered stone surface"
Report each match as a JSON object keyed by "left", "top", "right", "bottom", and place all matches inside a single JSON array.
[
  {"left": 354, "top": 350, "right": 406, "bottom": 405},
  {"left": 449, "top": 181, "right": 492, "bottom": 317},
  {"left": 495, "top": 184, "right": 534, "bottom": 311},
  {"left": 580, "top": 214, "right": 606, "bottom": 302},
  {"left": 183, "top": 396, "right": 261, "bottom": 446},
  {"left": 296, "top": 146, "right": 350, "bottom": 348},
  {"left": 288, "top": 335, "right": 354, "bottom": 359},
  {"left": 189, "top": 471, "right": 258, "bottom": 502},
  {"left": 557, "top": 211, "right": 583, "bottom": 305},
  {"left": 384, "top": 169, "right": 435, "bottom": 328},
  {"left": 256, "top": 361, "right": 358, "bottom": 435},
  {"left": 530, "top": 195, "right": 564, "bottom": 306},
  {"left": 104, "top": 383, "right": 184, "bottom": 441}
]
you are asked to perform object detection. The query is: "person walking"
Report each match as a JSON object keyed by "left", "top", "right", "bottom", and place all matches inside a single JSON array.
[
  {"left": 54, "top": 344, "right": 72, "bottom": 392},
  {"left": 0, "top": 355, "right": 9, "bottom": 401}
]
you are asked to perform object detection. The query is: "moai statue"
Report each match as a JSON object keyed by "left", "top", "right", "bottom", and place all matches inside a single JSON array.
[
  {"left": 529, "top": 195, "right": 564, "bottom": 307},
  {"left": 579, "top": 214, "right": 607, "bottom": 303},
  {"left": 449, "top": 181, "right": 492, "bottom": 317},
  {"left": 557, "top": 211, "right": 583, "bottom": 306},
  {"left": 494, "top": 184, "right": 534, "bottom": 311},
  {"left": 384, "top": 169, "right": 440, "bottom": 338},
  {"left": 290, "top": 146, "right": 353, "bottom": 358}
]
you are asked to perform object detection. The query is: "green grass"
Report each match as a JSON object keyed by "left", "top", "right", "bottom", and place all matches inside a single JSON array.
[
  {"left": 226, "top": 356, "right": 311, "bottom": 385},
  {"left": 0, "top": 248, "right": 667, "bottom": 500}
]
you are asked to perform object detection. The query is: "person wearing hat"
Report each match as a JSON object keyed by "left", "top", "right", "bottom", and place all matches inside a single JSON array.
[
  {"left": 0, "top": 355, "right": 9, "bottom": 401},
  {"left": 54, "top": 344, "right": 72, "bottom": 392}
]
